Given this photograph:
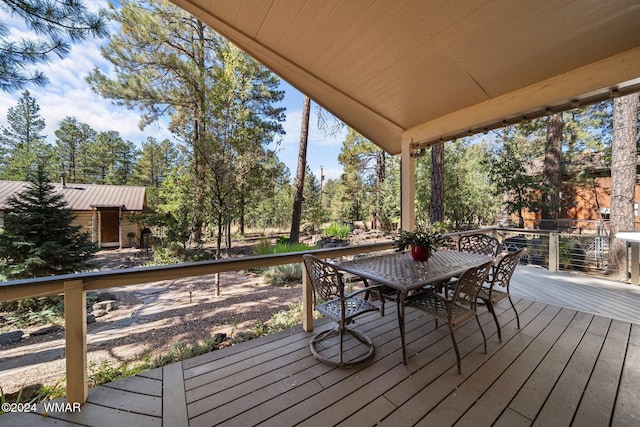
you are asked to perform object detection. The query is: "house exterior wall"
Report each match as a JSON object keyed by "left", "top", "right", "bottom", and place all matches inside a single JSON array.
[
  {"left": 518, "top": 176, "right": 640, "bottom": 230},
  {"left": 75, "top": 211, "right": 141, "bottom": 248}
]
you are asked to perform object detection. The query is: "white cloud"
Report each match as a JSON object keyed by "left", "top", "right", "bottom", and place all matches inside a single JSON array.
[
  {"left": 0, "top": 18, "right": 173, "bottom": 147},
  {"left": 0, "top": 1, "right": 342, "bottom": 178}
]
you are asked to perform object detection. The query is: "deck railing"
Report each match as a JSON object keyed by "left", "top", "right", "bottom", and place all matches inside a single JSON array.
[
  {"left": 0, "top": 241, "right": 394, "bottom": 404},
  {"left": 0, "top": 227, "right": 615, "bottom": 404}
]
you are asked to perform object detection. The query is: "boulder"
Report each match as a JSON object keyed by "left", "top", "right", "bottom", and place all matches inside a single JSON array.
[
  {"left": 92, "top": 309, "right": 108, "bottom": 318},
  {"left": 96, "top": 292, "right": 117, "bottom": 302},
  {"left": 0, "top": 330, "right": 23, "bottom": 345},
  {"left": 93, "top": 300, "right": 117, "bottom": 312},
  {"left": 30, "top": 325, "right": 63, "bottom": 336}
]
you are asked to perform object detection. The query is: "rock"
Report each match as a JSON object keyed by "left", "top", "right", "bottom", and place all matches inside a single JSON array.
[
  {"left": 96, "top": 292, "right": 117, "bottom": 302},
  {"left": 212, "top": 333, "right": 227, "bottom": 344},
  {"left": 0, "top": 330, "right": 23, "bottom": 345},
  {"left": 30, "top": 325, "right": 63, "bottom": 336},
  {"left": 93, "top": 309, "right": 108, "bottom": 318},
  {"left": 87, "top": 314, "right": 96, "bottom": 324},
  {"left": 3, "top": 383, "right": 42, "bottom": 403},
  {"left": 93, "top": 300, "right": 116, "bottom": 312},
  {"left": 233, "top": 331, "right": 256, "bottom": 343}
]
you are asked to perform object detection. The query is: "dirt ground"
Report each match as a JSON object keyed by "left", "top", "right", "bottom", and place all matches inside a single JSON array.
[{"left": 0, "top": 246, "right": 302, "bottom": 395}]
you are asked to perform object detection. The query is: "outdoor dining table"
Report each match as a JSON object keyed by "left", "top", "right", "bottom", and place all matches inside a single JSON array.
[{"left": 335, "top": 250, "right": 496, "bottom": 364}]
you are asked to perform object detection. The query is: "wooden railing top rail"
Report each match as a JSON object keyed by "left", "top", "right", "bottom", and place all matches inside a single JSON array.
[{"left": 0, "top": 241, "right": 395, "bottom": 303}]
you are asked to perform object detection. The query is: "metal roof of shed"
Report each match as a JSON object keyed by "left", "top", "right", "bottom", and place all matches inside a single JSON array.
[{"left": 0, "top": 181, "right": 147, "bottom": 211}]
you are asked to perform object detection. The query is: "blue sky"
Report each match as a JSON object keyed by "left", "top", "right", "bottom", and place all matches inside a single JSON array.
[{"left": 0, "top": 2, "right": 346, "bottom": 182}]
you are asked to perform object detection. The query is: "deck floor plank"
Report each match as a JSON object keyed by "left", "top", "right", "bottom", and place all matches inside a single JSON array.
[
  {"left": 162, "top": 362, "right": 188, "bottom": 427},
  {"left": 86, "top": 385, "right": 162, "bottom": 417},
  {"left": 611, "top": 324, "right": 640, "bottom": 427},
  {"left": 573, "top": 319, "right": 630, "bottom": 426},
  {"left": 532, "top": 315, "right": 611, "bottom": 426},
  {"left": 375, "top": 300, "right": 547, "bottom": 427},
  {"left": 506, "top": 311, "right": 592, "bottom": 420},
  {"left": 453, "top": 304, "right": 574, "bottom": 427},
  {"left": 102, "top": 374, "right": 162, "bottom": 397},
  {"left": 36, "top": 401, "right": 161, "bottom": 427}
]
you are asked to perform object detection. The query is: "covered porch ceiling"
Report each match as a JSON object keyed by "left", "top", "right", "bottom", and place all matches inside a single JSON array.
[{"left": 171, "top": 0, "right": 640, "bottom": 155}]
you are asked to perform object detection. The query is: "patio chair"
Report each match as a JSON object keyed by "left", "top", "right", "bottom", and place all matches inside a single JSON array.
[
  {"left": 458, "top": 233, "right": 501, "bottom": 257},
  {"left": 405, "top": 261, "right": 493, "bottom": 374},
  {"left": 477, "top": 248, "right": 525, "bottom": 341},
  {"left": 303, "top": 254, "right": 385, "bottom": 367}
]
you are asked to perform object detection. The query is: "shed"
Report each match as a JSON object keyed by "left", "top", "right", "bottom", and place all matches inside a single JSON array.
[{"left": 0, "top": 180, "right": 149, "bottom": 248}]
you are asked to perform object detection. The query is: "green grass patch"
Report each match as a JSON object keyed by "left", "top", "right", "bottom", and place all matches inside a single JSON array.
[{"left": 322, "top": 222, "right": 350, "bottom": 239}]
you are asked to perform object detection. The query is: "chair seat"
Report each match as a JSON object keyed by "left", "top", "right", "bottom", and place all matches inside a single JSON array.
[
  {"left": 316, "top": 296, "right": 379, "bottom": 323},
  {"left": 477, "top": 286, "right": 509, "bottom": 304},
  {"left": 406, "top": 292, "right": 477, "bottom": 327}
]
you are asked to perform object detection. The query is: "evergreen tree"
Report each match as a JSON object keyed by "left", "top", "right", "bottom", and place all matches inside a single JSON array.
[
  {"left": 0, "top": 90, "right": 52, "bottom": 179},
  {"left": 0, "top": 0, "right": 107, "bottom": 91},
  {"left": 302, "top": 166, "right": 325, "bottom": 233},
  {"left": 0, "top": 167, "right": 97, "bottom": 279},
  {"left": 54, "top": 116, "right": 97, "bottom": 183}
]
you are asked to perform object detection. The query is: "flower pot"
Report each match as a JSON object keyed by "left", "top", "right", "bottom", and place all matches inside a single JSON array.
[{"left": 411, "top": 245, "right": 430, "bottom": 262}]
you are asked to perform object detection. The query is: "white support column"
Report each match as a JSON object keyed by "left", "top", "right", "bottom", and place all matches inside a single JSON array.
[
  {"left": 302, "top": 262, "right": 313, "bottom": 332},
  {"left": 400, "top": 138, "right": 416, "bottom": 231},
  {"left": 630, "top": 242, "right": 640, "bottom": 285},
  {"left": 64, "top": 280, "right": 87, "bottom": 404},
  {"left": 548, "top": 232, "right": 559, "bottom": 272}
]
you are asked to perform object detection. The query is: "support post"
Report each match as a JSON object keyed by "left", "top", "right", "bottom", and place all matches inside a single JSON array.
[
  {"left": 302, "top": 262, "right": 313, "bottom": 331},
  {"left": 630, "top": 242, "right": 640, "bottom": 285},
  {"left": 400, "top": 138, "right": 416, "bottom": 231},
  {"left": 64, "top": 280, "right": 87, "bottom": 404},
  {"left": 548, "top": 232, "right": 559, "bottom": 272}
]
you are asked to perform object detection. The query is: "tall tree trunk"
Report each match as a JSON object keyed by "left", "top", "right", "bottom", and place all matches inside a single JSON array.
[
  {"left": 289, "top": 95, "right": 310, "bottom": 244},
  {"left": 607, "top": 93, "right": 638, "bottom": 279},
  {"left": 430, "top": 142, "right": 444, "bottom": 225},
  {"left": 541, "top": 112, "right": 563, "bottom": 228},
  {"left": 374, "top": 150, "right": 386, "bottom": 229}
]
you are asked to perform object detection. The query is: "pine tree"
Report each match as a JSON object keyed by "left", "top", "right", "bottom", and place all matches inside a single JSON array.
[
  {"left": 0, "top": 90, "right": 52, "bottom": 180},
  {"left": 0, "top": 0, "right": 108, "bottom": 91},
  {"left": 0, "top": 167, "right": 98, "bottom": 279}
]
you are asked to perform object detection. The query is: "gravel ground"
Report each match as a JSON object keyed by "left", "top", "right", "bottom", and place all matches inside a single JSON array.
[{"left": 0, "top": 248, "right": 302, "bottom": 395}]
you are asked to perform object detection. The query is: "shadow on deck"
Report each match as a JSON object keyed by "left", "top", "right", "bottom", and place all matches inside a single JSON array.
[{"left": 4, "top": 265, "right": 640, "bottom": 426}]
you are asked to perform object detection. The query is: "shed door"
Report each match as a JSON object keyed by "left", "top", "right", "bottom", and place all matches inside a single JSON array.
[{"left": 100, "top": 209, "right": 120, "bottom": 245}]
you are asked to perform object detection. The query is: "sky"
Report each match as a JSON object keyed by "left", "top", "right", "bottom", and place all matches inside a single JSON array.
[{"left": 0, "top": 2, "right": 347, "bottom": 182}]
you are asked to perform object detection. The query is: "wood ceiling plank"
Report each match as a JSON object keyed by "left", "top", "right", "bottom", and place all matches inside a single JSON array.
[
  {"left": 440, "top": 0, "right": 640, "bottom": 96},
  {"left": 274, "top": 0, "right": 342, "bottom": 57},
  {"left": 233, "top": 0, "right": 273, "bottom": 39},
  {"left": 207, "top": 0, "right": 241, "bottom": 25},
  {"left": 310, "top": 0, "right": 416, "bottom": 73},
  {"left": 404, "top": 47, "right": 640, "bottom": 150},
  {"left": 257, "top": 0, "right": 308, "bottom": 47}
]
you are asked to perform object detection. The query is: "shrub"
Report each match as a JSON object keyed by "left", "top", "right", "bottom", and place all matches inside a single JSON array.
[
  {"left": 1, "top": 296, "right": 64, "bottom": 329},
  {"left": 255, "top": 303, "right": 322, "bottom": 336},
  {"left": 323, "top": 222, "right": 350, "bottom": 239},
  {"left": 263, "top": 263, "right": 302, "bottom": 286},
  {"left": 254, "top": 239, "right": 311, "bottom": 255}
]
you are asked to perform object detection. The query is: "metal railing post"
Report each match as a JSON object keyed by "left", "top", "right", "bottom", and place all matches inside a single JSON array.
[
  {"left": 64, "top": 280, "right": 87, "bottom": 404},
  {"left": 549, "top": 232, "right": 559, "bottom": 272}
]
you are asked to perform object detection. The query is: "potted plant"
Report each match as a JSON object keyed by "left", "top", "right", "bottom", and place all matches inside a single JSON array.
[{"left": 393, "top": 230, "right": 447, "bottom": 262}]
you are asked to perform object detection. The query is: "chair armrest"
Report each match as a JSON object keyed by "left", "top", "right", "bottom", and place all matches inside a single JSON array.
[{"left": 346, "top": 285, "right": 384, "bottom": 299}]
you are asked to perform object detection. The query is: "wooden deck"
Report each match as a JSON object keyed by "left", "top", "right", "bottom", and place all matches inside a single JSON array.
[{"left": 4, "top": 265, "right": 640, "bottom": 426}]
